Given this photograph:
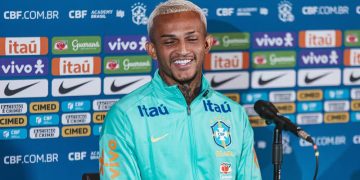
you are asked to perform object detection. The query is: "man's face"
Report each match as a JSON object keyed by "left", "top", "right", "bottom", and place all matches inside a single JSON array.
[{"left": 146, "top": 11, "right": 212, "bottom": 85}]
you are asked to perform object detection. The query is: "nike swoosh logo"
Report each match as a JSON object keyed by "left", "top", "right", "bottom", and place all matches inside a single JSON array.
[
  {"left": 151, "top": 133, "right": 169, "bottom": 143},
  {"left": 211, "top": 75, "right": 240, "bottom": 88},
  {"left": 110, "top": 79, "right": 142, "bottom": 92},
  {"left": 350, "top": 73, "right": 360, "bottom": 82},
  {"left": 304, "top": 72, "right": 331, "bottom": 84},
  {"left": 258, "top": 74, "right": 285, "bottom": 85},
  {"left": 59, "top": 80, "right": 92, "bottom": 94},
  {"left": 4, "top": 82, "right": 39, "bottom": 96}
]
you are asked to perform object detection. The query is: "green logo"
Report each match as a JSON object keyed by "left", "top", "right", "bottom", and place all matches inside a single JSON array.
[
  {"left": 211, "top": 32, "right": 250, "bottom": 50},
  {"left": 345, "top": 30, "right": 360, "bottom": 47},
  {"left": 252, "top": 51, "right": 296, "bottom": 68},
  {"left": 104, "top": 56, "right": 152, "bottom": 74},
  {"left": 52, "top": 36, "right": 101, "bottom": 54}
]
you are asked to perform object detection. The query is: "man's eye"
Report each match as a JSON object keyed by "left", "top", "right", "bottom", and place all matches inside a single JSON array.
[
  {"left": 163, "top": 41, "right": 175, "bottom": 45},
  {"left": 188, "top": 38, "right": 198, "bottom": 42}
]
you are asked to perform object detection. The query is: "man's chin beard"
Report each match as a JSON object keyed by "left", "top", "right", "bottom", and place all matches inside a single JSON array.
[{"left": 174, "top": 72, "right": 198, "bottom": 85}]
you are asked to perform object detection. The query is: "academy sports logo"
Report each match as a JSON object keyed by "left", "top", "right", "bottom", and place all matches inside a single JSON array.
[
  {"left": 344, "top": 49, "right": 360, "bottom": 66},
  {"left": 343, "top": 68, "right": 360, "bottom": 85},
  {"left": 252, "top": 32, "right": 296, "bottom": 49},
  {"left": 211, "top": 121, "right": 231, "bottom": 148},
  {"left": 205, "top": 72, "right": 249, "bottom": 90},
  {"left": 299, "top": 30, "right": 342, "bottom": 48},
  {"left": 52, "top": 56, "right": 101, "bottom": 76},
  {"left": 103, "top": 75, "right": 151, "bottom": 95},
  {"left": 211, "top": 32, "right": 250, "bottom": 50},
  {"left": 0, "top": 57, "right": 48, "bottom": 77},
  {"left": 204, "top": 52, "right": 249, "bottom": 70},
  {"left": 52, "top": 36, "right": 101, "bottom": 55},
  {"left": 299, "top": 49, "right": 341, "bottom": 67},
  {"left": 252, "top": 51, "right": 296, "bottom": 69},
  {"left": 52, "top": 77, "right": 101, "bottom": 97},
  {"left": 0, "top": 79, "right": 48, "bottom": 98},
  {"left": 298, "top": 68, "right": 341, "bottom": 87},
  {"left": 0, "top": 37, "right": 48, "bottom": 56},
  {"left": 104, "top": 55, "right": 151, "bottom": 74},
  {"left": 251, "top": 70, "right": 295, "bottom": 89},
  {"left": 104, "top": 35, "right": 148, "bottom": 54},
  {"left": 344, "top": 30, "right": 360, "bottom": 47}
]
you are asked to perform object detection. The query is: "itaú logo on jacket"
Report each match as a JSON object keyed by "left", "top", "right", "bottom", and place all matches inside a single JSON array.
[
  {"left": 137, "top": 104, "right": 169, "bottom": 117},
  {"left": 203, "top": 100, "right": 231, "bottom": 113}
]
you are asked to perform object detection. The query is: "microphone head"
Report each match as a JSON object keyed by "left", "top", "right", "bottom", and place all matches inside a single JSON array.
[{"left": 254, "top": 100, "right": 277, "bottom": 120}]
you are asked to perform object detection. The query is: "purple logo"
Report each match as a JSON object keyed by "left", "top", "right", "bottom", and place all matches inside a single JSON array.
[
  {"left": 0, "top": 57, "right": 48, "bottom": 77},
  {"left": 299, "top": 49, "right": 342, "bottom": 67},
  {"left": 253, "top": 32, "right": 296, "bottom": 49},
  {"left": 104, "top": 35, "right": 148, "bottom": 53}
]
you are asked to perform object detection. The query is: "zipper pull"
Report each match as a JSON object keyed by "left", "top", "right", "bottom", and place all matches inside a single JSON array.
[{"left": 187, "top": 106, "right": 191, "bottom": 115}]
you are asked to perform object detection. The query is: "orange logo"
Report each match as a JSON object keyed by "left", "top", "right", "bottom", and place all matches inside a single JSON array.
[
  {"left": 0, "top": 37, "right": 48, "bottom": 56},
  {"left": 100, "top": 139, "right": 120, "bottom": 179},
  {"left": 52, "top": 56, "right": 101, "bottom": 75},
  {"left": 299, "top": 30, "right": 342, "bottom": 48}
]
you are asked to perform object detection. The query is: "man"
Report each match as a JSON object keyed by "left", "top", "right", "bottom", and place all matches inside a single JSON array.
[{"left": 100, "top": 0, "right": 262, "bottom": 179}]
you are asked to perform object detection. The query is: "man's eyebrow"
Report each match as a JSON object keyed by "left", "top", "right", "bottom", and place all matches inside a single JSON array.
[
  {"left": 185, "top": 31, "right": 196, "bottom": 35},
  {"left": 160, "top": 34, "right": 176, "bottom": 38}
]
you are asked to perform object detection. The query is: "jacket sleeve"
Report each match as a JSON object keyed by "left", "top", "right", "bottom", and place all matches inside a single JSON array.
[
  {"left": 237, "top": 107, "right": 262, "bottom": 180},
  {"left": 99, "top": 104, "right": 141, "bottom": 180}
]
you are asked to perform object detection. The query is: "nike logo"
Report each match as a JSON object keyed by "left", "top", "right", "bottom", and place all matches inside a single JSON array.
[
  {"left": 4, "top": 82, "right": 39, "bottom": 96},
  {"left": 350, "top": 73, "right": 360, "bottom": 83},
  {"left": 59, "top": 80, "right": 92, "bottom": 94},
  {"left": 151, "top": 133, "right": 169, "bottom": 143},
  {"left": 110, "top": 79, "right": 142, "bottom": 92},
  {"left": 258, "top": 74, "right": 285, "bottom": 85},
  {"left": 304, "top": 72, "right": 331, "bottom": 84},
  {"left": 211, "top": 75, "right": 240, "bottom": 88}
]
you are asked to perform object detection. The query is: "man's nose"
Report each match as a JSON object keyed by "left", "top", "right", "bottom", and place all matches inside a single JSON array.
[{"left": 178, "top": 41, "right": 190, "bottom": 55}]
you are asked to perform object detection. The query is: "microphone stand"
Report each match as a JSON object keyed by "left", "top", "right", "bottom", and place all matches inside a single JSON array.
[{"left": 273, "top": 123, "right": 284, "bottom": 180}]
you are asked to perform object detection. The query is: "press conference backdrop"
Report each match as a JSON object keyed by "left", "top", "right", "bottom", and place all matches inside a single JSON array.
[{"left": 1, "top": 0, "right": 360, "bottom": 179}]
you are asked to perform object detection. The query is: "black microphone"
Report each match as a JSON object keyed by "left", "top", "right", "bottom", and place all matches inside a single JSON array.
[{"left": 254, "top": 100, "right": 315, "bottom": 144}]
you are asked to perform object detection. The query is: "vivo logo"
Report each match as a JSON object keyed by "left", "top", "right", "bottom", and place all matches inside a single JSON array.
[
  {"left": 299, "top": 49, "right": 341, "bottom": 67},
  {"left": 253, "top": 32, "right": 295, "bottom": 48},
  {"left": 203, "top": 100, "right": 231, "bottom": 113},
  {"left": 104, "top": 36, "right": 147, "bottom": 53},
  {"left": 137, "top": 104, "right": 169, "bottom": 117}
]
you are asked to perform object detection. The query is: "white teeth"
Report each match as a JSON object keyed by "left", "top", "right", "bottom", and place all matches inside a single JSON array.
[{"left": 174, "top": 59, "right": 191, "bottom": 65}]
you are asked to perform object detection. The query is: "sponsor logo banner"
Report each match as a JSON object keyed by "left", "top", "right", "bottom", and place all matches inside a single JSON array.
[
  {"left": 274, "top": 103, "right": 295, "bottom": 114},
  {"left": 62, "top": 125, "right": 91, "bottom": 137},
  {"left": 344, "top": 31, "right": 360, "bottom": 47},
  {"left": 52, "top": 77, "right": 101, "bottom": 97},
  {"left": 252, "top": 51, "right": 296, "bottom": 69},
  {"left": 204, "top": 52, "right": 249, "bottom": 70},
  {"left": 302, "top": 6, "right": 349, "bottom": 16},
  {"left": 0, "top": 57, "right": 48, "bottom": 77},
  {"left": 241, "top": 92, "right": 268, "bottom": 104},
  {"left": 52, "top": 36, "right": 101, "bottom": 55},
  {"left": 351, "top": 100, "right": 360, "bottom": 111},
  {"left": 298, "top": 68, "right": 341, "bottom": 87},
  {"left": 343, "top": 68, "right": 360, "bottom": 85},
  {"left": 205, "top": 71, "right": 249, "bottom": 90},
  {"left": 0, "top": 79, "right": 48, "bottom": 98},
  {"left": 93, "top": 112, "right": 106, "bottom": 123},
  {"left": 344, "top": 49, "right": 360, "bottom": 66},
  {"left": 324, "top": 112, "right": 349, "bottom": 123},
  {"left": 104, "top": 35, "right": 147, "bottom": 54},
  {"left": 324, "top": 88, "right": 349, "bottom": 100},
  {"left": 3, "top": 153, "right": 58, "bottom": 165},
  {"left": 0, "top": 128, "right": 27, "bottom": 140},
  {"left": 297, "top": 89, "right": 323, "bottom": 101},
  {"left": 269, "top": 90, "right": 296, "bottom": 102},
  {"left": 351, "top": 112, "right": 360, "bottom": 122},
  {"left": 224, "top": 93, "right": 240, "bottom": 103},
  {"left": 30, "top": 101, "right": 59, "bottom": 113},
  {"left": 61, "top": 100, "right": 90, "bottom": 112},
  {"left": 104, "top": 75, "right": 151, "bottom": 95},
  {"left": 298, "top": 49, "right": 341, "bottom": 67},
  {"left": 93, "top": 99, "right": 118, "bottom": 111},
  {"left": 0, "top": 116, "right": 27, "bottom": 127},
  {"left": 61, "top": 113, "right": 91, "bottom": 125},
  {"left": 324, "top": 100, "right": 350, "bottom": 112},
  {"left": 29, "top": 127, "right": 60, "bottom": 139},
  {"left": 251, "top": 70, "right": 296, "bottom": 89},
  {"left": 0, "top": 103, "right": 27, "bottom": 115},
  {"left": 299, "top": 30, "right": 342, "bottom": 48},
  {"left": 297, "top": 113, "right": 323, "bottom": 125},
  {"left": 93, "top": 125, "right": 102, "bottom": 136},
  {"left": 52, "top": 56, "right": 101, "bottom": 76},
  {"left": 243, "top": 104, "right": 257, "bottom": 116},
  {"left": 211, "top": 33, "right": 250, "bottom": 50},
  {"left": 351, "top": 88, "right": 360, "bottom": 99},
  {"left": 29, "top": 114, "right": 59, "bottom": 126},
  {"left": 104, "top": 56, "right": 151, "bottom": 74},
  {"left": 252, "top": 32, "right": 296, "bottom": 49},
  {"left": 300, "top": 135, "right": 346, "bottom": 147},
  {"left": 249, "top": 116, "right": 267, "bottom": 127},
  {"left": 297, "top": 101, "right": 323, "bottom": 113},
  {"left": 3, "top": 10, "right": 59, "bottom": 20},
  {"left": 0, "top": 37, "right": 48, "bottom": 56}
]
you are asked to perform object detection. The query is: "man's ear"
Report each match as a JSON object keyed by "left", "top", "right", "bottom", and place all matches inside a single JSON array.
[
  {"left": 204, "top": 34, "right": 213, "bottom": 54},
  {"left": 146, "top": 42, "right": 158, "bottom": 60}
]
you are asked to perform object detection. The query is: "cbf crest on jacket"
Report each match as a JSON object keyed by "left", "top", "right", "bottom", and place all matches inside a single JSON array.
[{"left": 100, "top": 70, "right": 262, "bottom": 180}]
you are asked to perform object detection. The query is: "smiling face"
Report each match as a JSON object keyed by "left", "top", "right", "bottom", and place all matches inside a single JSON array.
[{"left": 146, "top": 11, "right": 212, "bottom": 85}]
